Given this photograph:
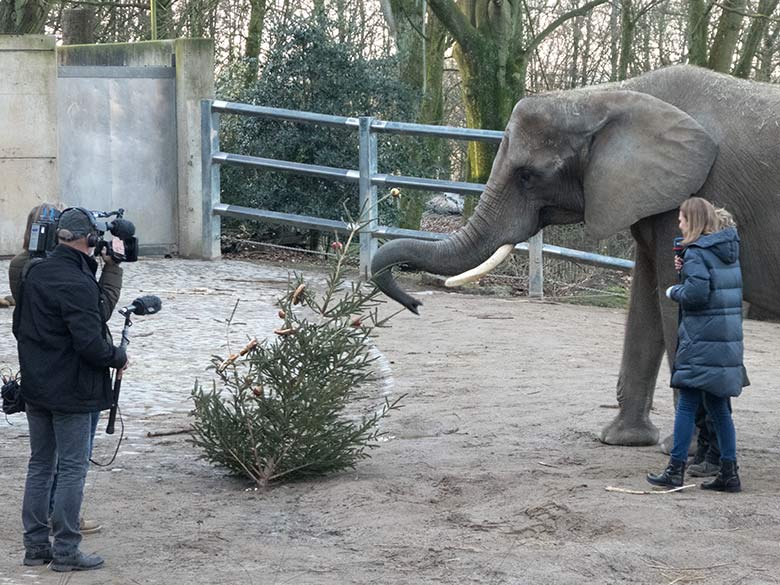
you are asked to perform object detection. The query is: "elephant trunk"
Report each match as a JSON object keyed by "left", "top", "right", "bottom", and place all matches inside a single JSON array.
[{"left": 372, "top": 186, "right": 533, "bottom": 313}]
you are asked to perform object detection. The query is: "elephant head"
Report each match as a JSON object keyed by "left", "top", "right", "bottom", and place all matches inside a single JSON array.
[{"left": 372, "top": 90, "right": 718, "bottom": 313}]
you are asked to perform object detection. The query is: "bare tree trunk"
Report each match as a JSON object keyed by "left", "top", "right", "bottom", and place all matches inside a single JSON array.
[
  {"left": 571, "top": 15, "right": 582, "bottom": 88},
  {"left": 732, "top": 0, "right": 780, "bottom": 77},
  {"left": 618, "top": 0, "right": 633, "bottom": 79},
  {"left": 383, "top": 0, "right": 450, "bottom": 229},
  {"left": 708, "top": 0, "right": 747, "bottom": 71},
  {"left": 610, "top": 0, "right": 621, "bottom": 79},
  {"left": 186, "top": 0, "right": 205, "bottom": 37},
  {"left": 757, "top": 21, "right": 780, "bottom": 79},
  {"left": 156, "top": 0, "right": 173, "bottom": 39},
  {"left": 62, "top": 7, "right": 96, "bottom": 44},
  {"left": 312, "top": 0, "right": 328, "bottom": 29},
  {"left": 0, "top": 0, "right": 49, "bottom": 33},
  {"left": 688, "top": 0, "right": 709, "bottom": 65},
  {"left": 582, "top": 12, "right": 593, "bottom": 85},
  {"left": 657, "top": 2, "right": 670, "bottom": 65},
  {"left": 428, "top": 0, "right": 608, "bottom": 181},
  {"left": 244, "top": 0, "right": 269, "bottom": 82},
  {"left": 336, "top": 0, "right": 346, "bottom": 44}
]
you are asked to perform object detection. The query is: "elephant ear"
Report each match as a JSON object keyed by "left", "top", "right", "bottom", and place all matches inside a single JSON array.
[{"left": 583, "top": 90, "right": 718, "bottom": 240}]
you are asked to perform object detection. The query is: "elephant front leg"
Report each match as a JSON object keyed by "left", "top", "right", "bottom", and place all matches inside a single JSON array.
[
  {"left": 600, "top": 232, "right": 664, "bottom": 446},
  {"left": 654, "top": 213, "right": 686, "bottom": 455}
]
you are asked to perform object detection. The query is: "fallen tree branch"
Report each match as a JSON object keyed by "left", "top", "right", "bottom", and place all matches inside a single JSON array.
[
  {"left": 537, "top": 461, "right": 559, "bottom": 468},
  {"left": 605, "top": 484, "right": 695, "bottom": 495},
  {"left": 146, "top": 428, "right": 192, "bottom": 438}
]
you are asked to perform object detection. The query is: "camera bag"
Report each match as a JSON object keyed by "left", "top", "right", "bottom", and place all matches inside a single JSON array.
[{"left": 1, "top": 376, "right": 24, "bottom": 414}]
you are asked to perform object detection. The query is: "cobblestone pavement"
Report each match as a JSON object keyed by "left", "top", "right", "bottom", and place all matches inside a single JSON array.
[{"left": 0, "top": 256, "right": 335, "bottom": 437}]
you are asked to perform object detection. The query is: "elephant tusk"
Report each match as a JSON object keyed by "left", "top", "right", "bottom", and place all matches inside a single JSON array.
[{"left": 444, "top": 244, "right": 515, "bottom": 288}]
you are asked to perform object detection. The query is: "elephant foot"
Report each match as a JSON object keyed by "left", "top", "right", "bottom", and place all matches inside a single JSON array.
[
  {"left": 659, "top": 432, "right": 674, "bottom": 455},
  {"left": 599, "top": 414, "right": 659, "bottom": 446},
  {"left": 659, "top": 431, "right": 699, "bottom": 456}
]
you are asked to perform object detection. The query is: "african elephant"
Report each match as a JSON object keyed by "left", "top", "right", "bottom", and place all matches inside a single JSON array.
[{"left": 371, "top": 64, "right": 780, "bottom": 446}]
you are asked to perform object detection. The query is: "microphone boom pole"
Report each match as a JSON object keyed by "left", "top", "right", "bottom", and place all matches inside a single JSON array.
[
  {"left": 106, "top": 295, "right": 161, "bottom": 435},
  {"left": 105, "top": 312, "right": 131, "bottom": 435}
]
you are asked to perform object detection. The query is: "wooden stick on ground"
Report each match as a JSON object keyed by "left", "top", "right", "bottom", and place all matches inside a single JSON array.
[
  {"left": 146, "top": 428, "right": 192, "bottom": 438},
  {"left": 605, "top": 484, "right": 696, "bottom": 495}
]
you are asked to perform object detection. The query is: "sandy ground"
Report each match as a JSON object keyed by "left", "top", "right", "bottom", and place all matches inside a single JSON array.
[{"left": 1, "top": 256, "right": 780, "bottom": 585}]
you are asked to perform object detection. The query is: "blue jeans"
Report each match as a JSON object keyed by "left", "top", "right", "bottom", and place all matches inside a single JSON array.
[
  {"left": 49, "top": 411, "right": 100, "bottom": 515},
  {"left": 22, "top": 404, "right": 92, "bottom": 558},
  {"left": 671, "top": 388, "right": 737, "bottom": 462}
]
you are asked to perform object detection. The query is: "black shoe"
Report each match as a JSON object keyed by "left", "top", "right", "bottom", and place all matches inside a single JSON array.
[
  {"left": 50, "top": 552, "right": 105, "bottom": 572},
  {"left": 688, "top": 460, "right": 720, "bottom": 477},
  {"left": 647, "top": 457, "right": 686, "bottom": 488},
  {"left": 701, "top": 459, "right": 741, "bottom": 493},
  {"left": 23, "top": 548, "right": 53, "bottom": 567}
]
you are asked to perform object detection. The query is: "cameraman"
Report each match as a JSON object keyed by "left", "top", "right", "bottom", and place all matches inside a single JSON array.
[
  {"left": 13, "top": 208, "right": 128, "bottom": 572},
  {"left": 9, "top": 203, "right": 123, "bottom": 536},
  {"left": 9, "top": 203, "right": 124, "bottom": 321}
]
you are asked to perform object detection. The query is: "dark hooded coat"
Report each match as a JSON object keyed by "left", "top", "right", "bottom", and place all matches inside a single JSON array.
[
  {"left": 668, "top": 227, "right": 747, "bottom": 397},
  {"left": 12, "top": 245, "right": 127, "bottom": 413}
]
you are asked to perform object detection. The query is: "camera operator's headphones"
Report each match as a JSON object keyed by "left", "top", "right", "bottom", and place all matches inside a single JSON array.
[{"left": 59, "top": 207, "right": 99, "bottom": 247}]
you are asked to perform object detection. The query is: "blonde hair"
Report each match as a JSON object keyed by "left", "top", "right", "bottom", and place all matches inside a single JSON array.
[
  {"left": 714, "top": 207, "right": 736, "bottom": 229},
  {"left": 680, "top": 197, "right": 719, "bottom": 245},
  {"left": 21, "top": 202, "right": 64, "bottom": 250}
]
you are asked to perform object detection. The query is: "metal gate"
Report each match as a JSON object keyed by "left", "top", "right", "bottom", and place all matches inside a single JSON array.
[{"left": 57, "top": 65, "right": 178, "bottom": 254}]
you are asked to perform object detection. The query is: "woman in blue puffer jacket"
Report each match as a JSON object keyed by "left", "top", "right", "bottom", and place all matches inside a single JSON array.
[{"left": 647, "top": 197, "right": 747, "bottom": 492}]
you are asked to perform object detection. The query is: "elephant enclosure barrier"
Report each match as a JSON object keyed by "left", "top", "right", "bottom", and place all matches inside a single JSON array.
[{"left": 201, "top": 100, "right": 634, "bottom": 302}]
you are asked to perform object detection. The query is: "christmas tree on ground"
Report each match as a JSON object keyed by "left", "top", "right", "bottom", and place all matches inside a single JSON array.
[{"left": 191, "top": 226, "right": 404, "bottom": 487}]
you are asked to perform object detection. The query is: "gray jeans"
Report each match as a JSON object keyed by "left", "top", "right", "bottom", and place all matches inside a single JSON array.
[{"left": 22, "top": 404, "right": 91, "bottom": 559}]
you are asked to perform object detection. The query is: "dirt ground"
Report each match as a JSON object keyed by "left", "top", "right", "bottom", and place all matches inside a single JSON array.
[{"left": 1, "top": 256, "right": 780, "bottom": 585}]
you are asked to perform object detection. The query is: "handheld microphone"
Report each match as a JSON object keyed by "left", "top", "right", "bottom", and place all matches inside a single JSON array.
[
  {"left": 673, "top": 237, "right": 685, "bottom": 264},
  {"left": 673, "top": 236, "right": 685, "bottom": 279},
  {"left": 673, "top": 237, "right": 684, "bottom": 257},
  {"left": 119, "top": 295, "right": 162, "bottom": 316}
]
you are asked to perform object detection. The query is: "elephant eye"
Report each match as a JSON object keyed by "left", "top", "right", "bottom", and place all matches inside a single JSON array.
[{"left": 515, "top": 167, "right": 536, "bottom": 187}]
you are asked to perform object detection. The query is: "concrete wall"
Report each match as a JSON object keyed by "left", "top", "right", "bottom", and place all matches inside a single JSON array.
[
  {"left": 58, "top": 42, "right": 180, "bottom": 254},
  {"left": 0, "top": 36, "right": 215, "bottom": 258},
  {"left": 174, "top": 39, "right": 216, "bottom": 258},
  {"left": 0, "top": 35, "right": 60, "bottom": 256}
]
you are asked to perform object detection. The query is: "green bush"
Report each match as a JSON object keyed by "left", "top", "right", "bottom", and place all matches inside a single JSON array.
[{"left": 216, "top": 17, "right": 439, "bottom": 237}]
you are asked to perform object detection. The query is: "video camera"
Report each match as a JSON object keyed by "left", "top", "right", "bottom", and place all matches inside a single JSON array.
[{"left": 29, "top": 208, "right": 138, "bottom": 263}]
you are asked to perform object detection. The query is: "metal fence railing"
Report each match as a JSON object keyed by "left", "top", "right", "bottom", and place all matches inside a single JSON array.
[{"left": 201, "top": 100, "right": 634, "bottom": 298}]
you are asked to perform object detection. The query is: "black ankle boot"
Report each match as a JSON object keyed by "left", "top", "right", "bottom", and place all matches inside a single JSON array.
[
  {"left": 647, "top": 457, "right": 686, "bottom": 488},
  {"left": 701, "top": 459, "right": 741, "bottom": 492}
]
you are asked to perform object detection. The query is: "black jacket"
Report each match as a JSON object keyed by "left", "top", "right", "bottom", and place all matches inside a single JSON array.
[
  {"left": 13, "top": 245, "right": 127, "bottom": 413},
  {"left": 9, "top": 249, "right": 124, "bottom": 320}
]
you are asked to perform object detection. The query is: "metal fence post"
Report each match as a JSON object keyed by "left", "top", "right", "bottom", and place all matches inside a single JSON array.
[
  {"left": 358, "top": 116, "right": 378, "bottom": 280},
  {"left": 201, "top": 100, "right": 221, "bottom": 259},
  {"left": 528, "top": 230, "right": 544, "bottom": 298}
]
